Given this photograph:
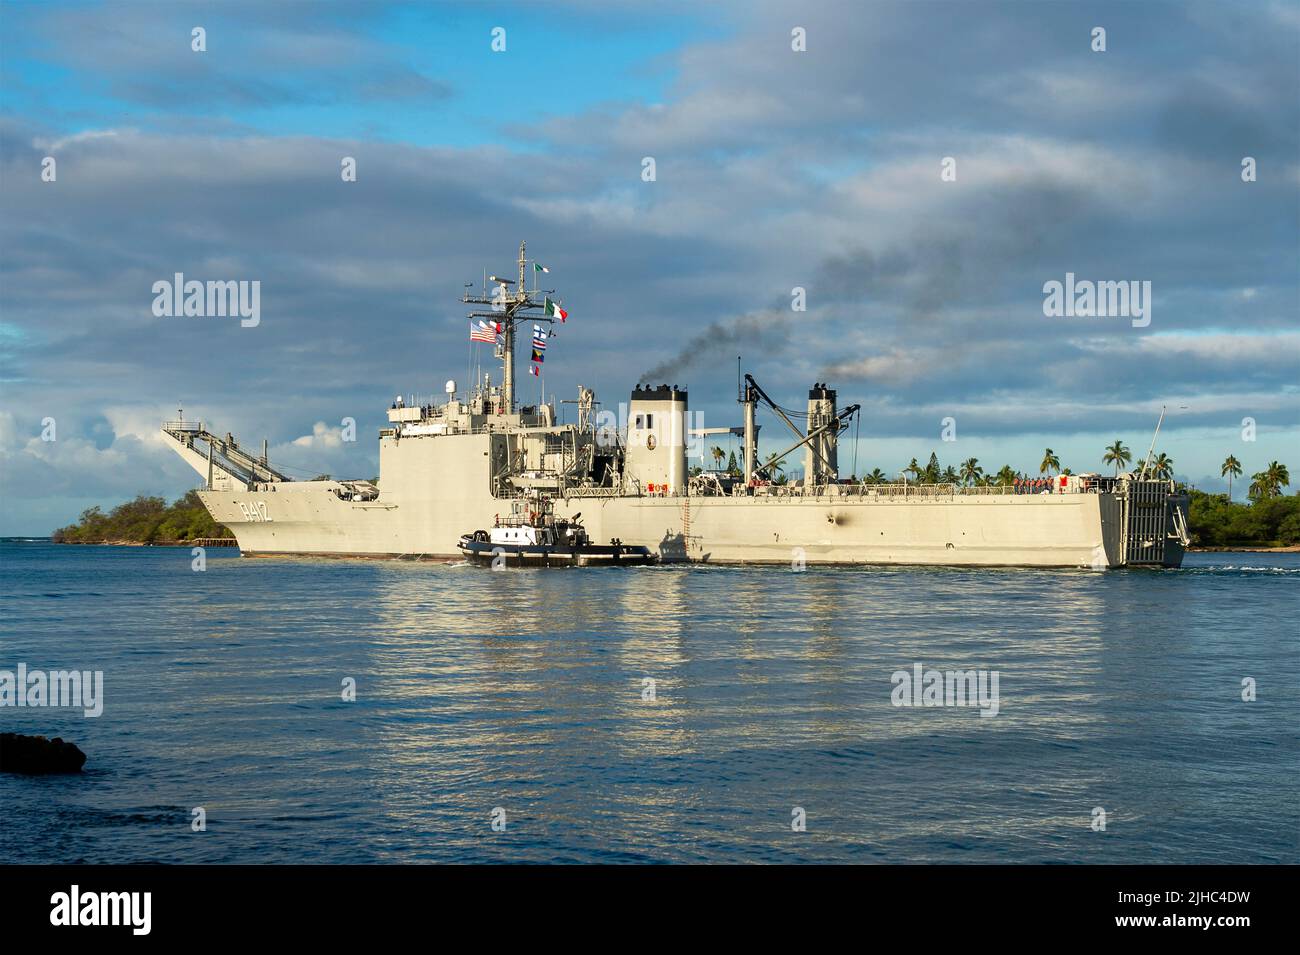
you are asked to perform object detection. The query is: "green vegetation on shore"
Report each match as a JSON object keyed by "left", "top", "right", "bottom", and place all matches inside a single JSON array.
[
  {"left": 52, "top": 491, "right": 234, "bottom": 544},
  {"left": 1187, "top": 490, "right": 1300, "bottom": 548}
]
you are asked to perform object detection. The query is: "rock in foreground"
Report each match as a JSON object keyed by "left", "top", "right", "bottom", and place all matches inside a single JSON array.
[{"left": 0, "top": 732, "right": 87, "bottom": 774}]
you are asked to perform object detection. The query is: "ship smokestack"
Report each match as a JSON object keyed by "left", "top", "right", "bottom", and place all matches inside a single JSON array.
[
  {"left": 625, "top": 384, "right": 689, "bottom": 495},
  {"left": 804, "top": 383, "right": 838, "bottom": 488}
]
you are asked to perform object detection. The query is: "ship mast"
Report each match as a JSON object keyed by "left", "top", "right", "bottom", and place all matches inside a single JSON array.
[{"left": 462, "top": 240, "right": 557, "bottom": 413}]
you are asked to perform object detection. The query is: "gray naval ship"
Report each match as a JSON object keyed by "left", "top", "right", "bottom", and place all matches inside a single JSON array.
[{"left": 162, "top": 242, "right": 1189, "bottom": 568}]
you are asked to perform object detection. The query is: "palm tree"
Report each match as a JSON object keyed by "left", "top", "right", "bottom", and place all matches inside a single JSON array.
[
  {"left": 865, "top": 467, "right": 887, "bottom": 485},
  {"left": 959, "top": 457, "right": 983, "bottom": 486},
  {"left": 903, "top": 457, "right": 921, "bottom": 483},
  {"left": 1103, "top": 440, "right": 1131, "bottom": 477},
  {"left": 710, "top": 445, "right": 725, "bottom": 470},
  {"left": 1250, "top": 461, "right": 1291, "bottom": 498},
  {"left": 1039, "top": 448, "right": 1060, "bottom": 475},
  {"left": 1268, "top": 461, "right": 1290, "bottom": 495},
  {"left": 941, "top": 465, "right": 960, "bottom": 485},
  {"left": 1220, "top": 455, "right": 1242, "bottom": 500},
  {"left": 763, "top": 452, "right": 785, "bottom": 478},
  {"left": 1149, "top": 452, "right": 1174, "bottom": 480},
  {"left": 995, "top": 465, "right": 1017, "bottom": 487},
  {"left": 1248, "top": 470, "right": 1268, "bottom": 500},
  {"left": 1268, "top": 462, "right": 1289, "bottom": 496}
]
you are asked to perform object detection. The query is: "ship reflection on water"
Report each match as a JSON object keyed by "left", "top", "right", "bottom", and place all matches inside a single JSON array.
[
  {"left": 344, "top": 559, "right": 1293, "bottom": 863},
  {"left": 2, "top": 541, "right": 1294, "bottom": 864}
]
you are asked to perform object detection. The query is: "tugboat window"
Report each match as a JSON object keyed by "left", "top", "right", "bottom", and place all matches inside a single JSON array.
[
  {"left": 635, "top": 415, "right": 644, "bottom": 429},
  {"left": 645, "top": 414, "right": 654, "bottom": 429}
]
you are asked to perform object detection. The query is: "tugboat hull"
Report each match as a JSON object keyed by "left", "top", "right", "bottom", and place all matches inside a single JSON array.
[{"left": 458, "top": 536, "right": 655, "bottom": 567}]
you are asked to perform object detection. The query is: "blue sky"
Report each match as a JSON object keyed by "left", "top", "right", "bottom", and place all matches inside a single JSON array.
[
  {"left": 0, "top": 1, "right": 713, "bottom": 145},
  {"left": 1, "top": 0, "right": 1297, "bottom": 534}
]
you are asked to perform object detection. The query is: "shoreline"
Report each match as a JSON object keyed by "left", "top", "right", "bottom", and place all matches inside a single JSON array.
[
  {"left": 47, "top": 539, "right": 237, "bottom": 547},
  {"left": 1188, "top": 545, "right": 1300, "bottom": 553}
]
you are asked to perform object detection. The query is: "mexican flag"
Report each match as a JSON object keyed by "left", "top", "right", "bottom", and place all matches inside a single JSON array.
[{"left": 544, "top": 297, "right": 567, "bottom": 323}]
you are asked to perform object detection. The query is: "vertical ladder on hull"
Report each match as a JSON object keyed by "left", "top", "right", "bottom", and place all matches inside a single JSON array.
[{"left": 680, "top": 497, "right": 692, "bottom": 554}]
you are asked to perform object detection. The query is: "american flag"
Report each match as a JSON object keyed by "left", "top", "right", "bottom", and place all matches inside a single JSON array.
[{"left": 469, "top": 321, "right": 496, "bottom": 343}]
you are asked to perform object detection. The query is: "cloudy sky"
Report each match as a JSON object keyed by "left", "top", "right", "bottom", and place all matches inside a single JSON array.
[{"left": 1, "top": 0, "right": 1297, "bottom": 534}]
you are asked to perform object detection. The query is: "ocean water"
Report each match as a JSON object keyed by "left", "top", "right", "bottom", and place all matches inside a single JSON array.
[{"left": 1, "top": 539, "right": 1296, "bottom": 864}]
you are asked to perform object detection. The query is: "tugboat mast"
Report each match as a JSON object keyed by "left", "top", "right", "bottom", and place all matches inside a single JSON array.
[{"left": 462, "top": 240, "right": 557, "bottom": 413}]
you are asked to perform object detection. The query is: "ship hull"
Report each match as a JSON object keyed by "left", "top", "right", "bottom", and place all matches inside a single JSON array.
[
  {"left": 196, "top": 483, "right": 1148, "bottom": 568},
  {"left": 181, "top": 417, "right": 1183, "bottom": 570}
]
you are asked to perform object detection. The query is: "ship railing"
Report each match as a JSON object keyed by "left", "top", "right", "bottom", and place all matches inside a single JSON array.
[
  {"left": 564, "top": 486, "right": 623, "bottom": 498},
  {"left": 383, "top": 422, "right": 577, "bottom": 438},
  {"left": 862, "top": 483, "right": 961, "bottom": 498},
  {"left": 786, "top": 483, "right": 973, "bottom": 499},
  {"left": 563, "top": 480, "right": 1123, "bottom": 502},
  {"left": 807, "top": 482, "right": 1114, "bottom": 498},
  {"left": 162, "top": 420, "right": 203, "bottom": 433},
  {"left": 743, "top": 482, "right": 1057, "bottom": 499}
]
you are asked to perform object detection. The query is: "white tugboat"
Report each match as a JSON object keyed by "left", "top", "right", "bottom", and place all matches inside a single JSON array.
[{"left": 459, "top": 496, "right": 655, "bottom": 567}]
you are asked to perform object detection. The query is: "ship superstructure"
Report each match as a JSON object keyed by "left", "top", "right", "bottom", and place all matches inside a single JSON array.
[{"left": 162, "top": 243, "right": 1189, "bottom": 568}]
